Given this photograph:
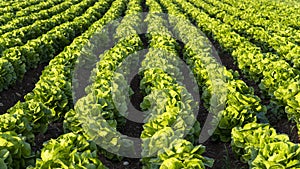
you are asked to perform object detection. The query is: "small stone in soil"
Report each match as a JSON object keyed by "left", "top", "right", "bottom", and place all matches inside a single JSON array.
[
  {"left": 0, "top": 103, "right": 3, "bottom": 106},
  {"left": 15, "top": 92, "right": 21, "bottom": 97},
  {"left": 123, "top": 161, "right": 129, "bottom": 166}
]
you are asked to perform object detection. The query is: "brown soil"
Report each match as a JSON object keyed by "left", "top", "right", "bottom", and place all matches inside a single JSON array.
[
  {"left": 32, "top": 122, "right": 64, "bottom": 152},
  {"left": 0, "top": 63, "right": 48, "bottom": 114},
  {"left": 210, "top": 37, "right": 299, "bottom": 142},
  {"left": 0, "top": 40, "right": 297, "bottom": 169},
  {"left": 0, "top": 1, "right": 297, "bottom": 168}
]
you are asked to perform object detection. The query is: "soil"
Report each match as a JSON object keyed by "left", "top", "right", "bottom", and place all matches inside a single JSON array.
[
  {"left": 32, "top": 122, "right": 64, "bottom": 152},
  {"left": 1, "top": 39, "right": 297, "bottom": 169},
  {"left": 209, "top": 37, "right": 299, "bottom": 143},
  {"left": 0, "top": 63, "right": 48, "bottom": 114},
  {"left": 0, "top": 2, "right": 298, "bottom": 169},
  {"left": 0, "top": 62, "right": 65, "bottom": 152}
]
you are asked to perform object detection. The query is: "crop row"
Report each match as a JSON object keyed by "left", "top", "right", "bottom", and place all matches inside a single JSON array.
[
  {"left": 141, "top": 0, "right": 214, "bottom": 168},
  {"left": 191, "top": 0, "right": 300, "bottom": 70},
  {"left": 0, "top": 0, "right": 299, "bottom": 168},
  {"left": 0, "top": 0, "right": 80, "bottom": 35},
  {"left": 158, "top": 0, "right": 264, "bottom": 142},
  {"left": 0, "top": 0, "right": 43, "bottom": 16},
  {"left": 0, "top": 0, "right": 64, "bottom": 25},
  {"left": 158, "top": 0, "right": 300, "bottom": 168},
  {"left": 170, "top": 0, "right": 300, "bottom": 139},
  {"left": 0, "top": 0, "right": 86, "bottom": 54},
  {"left": 65, "top": 0, "right": 214, "bottom": 167},
  {"left": 0, "top": 0, "right": 125, "bottom": 167},
  {"left": 220, "top": 0, "right": 300, "bottom": 29},
  {"left": 0, "top": 0, "right": 113, "bottom": 92},
  {"left": 205, "top": 0, "right": 300, "bottom": 44}
]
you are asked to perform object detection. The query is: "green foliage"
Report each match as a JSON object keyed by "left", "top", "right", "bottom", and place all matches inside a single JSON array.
[
  {"left": 162, "top": 0, "right": 266, "bottom": 142},
  {"left": 231, "top": 122, "right": 300, "bottom": 168},
  {"left": 0, "top": 58, "right": 16, "bottom": 92},
  {"left": 140, "top": 4, "right": 211, "bottom": 168},
  {"left": 183, "top": 0, "right": 300, "bottom": 138},
  {"left": 29, "top": 133, "right": 107, "bottom": 169},
  {"left": 0, "top": 131, "right": 33, "bottom": 169},
  {"left": 144, "top": 139, "right": 214, "bottom": 169}
]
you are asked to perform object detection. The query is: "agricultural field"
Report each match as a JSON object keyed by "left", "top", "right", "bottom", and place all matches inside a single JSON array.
[{"left": 0, "top": 0, "right": 300, "bottom": 168}]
